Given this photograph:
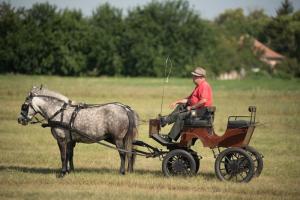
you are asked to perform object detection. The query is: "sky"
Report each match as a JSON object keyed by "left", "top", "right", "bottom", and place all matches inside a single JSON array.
[{"left": 6, "top": 0, "right": 300, "bottom": 20}]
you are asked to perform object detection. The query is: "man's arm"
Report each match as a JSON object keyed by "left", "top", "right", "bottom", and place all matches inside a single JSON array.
[
  {"left": 169, "top": 98, "right": 188, "bottom": 108},
  {"left": 187, "top": 98, "right": 207, "bottom": 111}
]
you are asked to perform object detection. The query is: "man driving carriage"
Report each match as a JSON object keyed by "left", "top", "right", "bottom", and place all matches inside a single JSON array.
[{"left": 160, "top": 67, "right": 213, "bottom": 142}]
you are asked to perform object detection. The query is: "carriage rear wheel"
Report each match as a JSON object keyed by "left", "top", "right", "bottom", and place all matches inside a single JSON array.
[
  {"left": 215, "top": 148, "right": 255, "bottom": 183},
  {"left": 243, "top": 146, "right": 263, "bottom": 177},
  {"left": 162, "top": 149, "right": 196, "bottom": 177}
]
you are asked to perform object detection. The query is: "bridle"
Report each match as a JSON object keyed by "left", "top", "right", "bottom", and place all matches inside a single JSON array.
[{"left": 20, "top": 93, "right": 71, "bottom": 124}]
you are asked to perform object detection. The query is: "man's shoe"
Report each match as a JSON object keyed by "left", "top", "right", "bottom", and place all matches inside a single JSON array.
[
  {"left": 159, "top": 116, "right": 168, "bottom": 127},
  {"left": 161, "top": 134, "right": 172, "bottom": 142}
]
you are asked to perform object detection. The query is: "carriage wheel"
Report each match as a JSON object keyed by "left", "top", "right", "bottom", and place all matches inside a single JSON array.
[
  {"left": 243, "top": 146, "right": 263, "bottom": 177},
  {"left": 162, "top": 149, "right": 196, "bottom": 177},
  {"left": 215, "top": 148, "right": 255, "bottom": 183}
]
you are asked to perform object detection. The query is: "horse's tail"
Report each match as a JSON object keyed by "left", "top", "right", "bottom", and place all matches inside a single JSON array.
[{"left": 124, "top": 110, "right": 139, "bottom": 172}]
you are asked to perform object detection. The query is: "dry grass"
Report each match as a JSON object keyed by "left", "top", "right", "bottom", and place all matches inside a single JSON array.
[{"left": 0, "top": 75, "right": 300, "bottom": 200}]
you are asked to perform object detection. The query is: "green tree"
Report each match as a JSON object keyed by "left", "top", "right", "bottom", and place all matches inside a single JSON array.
[
  {"left": 0, "top": 2, "right": 24, "bottom": 73},
  {"left": 276, "top": 0, "right": 294, "bottom": 16},
  {"left": 247, "top": 9, "right": 271, "bottom": 42},
  {"left": 122, "top": 0, "right": 215, "bottom": 77},
  {"left": 53, "top": 9, "right": 89, "bottom": 75},
  {"left": 0, "top": 0, "right": 298, "bottom": 78},
  {"left": 86, "top": 3, "right": 123, "bottom": 76},
  {"left": 215, "top": 8, "right": 247, "bottom": 38}
]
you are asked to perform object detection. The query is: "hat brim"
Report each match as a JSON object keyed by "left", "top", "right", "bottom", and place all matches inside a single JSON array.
[{"left": 191, "top": 72, "right": 205, "bottom": 77}]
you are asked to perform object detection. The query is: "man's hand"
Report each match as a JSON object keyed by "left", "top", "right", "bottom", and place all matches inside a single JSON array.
[
  {"left": 169, "top": 102, "right": 178, "bottom": 109},
  {"left": 169, "top": 99, "right": 188, "bottom": 109},
  {"left": 186, "top": 106, "right": 192, "bottom": 111}
]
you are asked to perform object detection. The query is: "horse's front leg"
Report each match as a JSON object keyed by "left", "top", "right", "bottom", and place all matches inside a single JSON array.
[
  {"left": 115, "top": 139, "right": 126, "bottom": 175},
  {"left": 57, "top": 139, "right": 68, "bottom": 178},
  {"left": 67, "top": 141, "right": 76, "bottom": 172}
]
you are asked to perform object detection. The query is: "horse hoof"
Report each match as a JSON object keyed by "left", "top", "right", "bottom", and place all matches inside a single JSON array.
[
  {"left": 56, "top": 172, "right": 66, "bottom": 178},
  {"left": 119, "top": 170, "right": 125, "bottom": 175}
]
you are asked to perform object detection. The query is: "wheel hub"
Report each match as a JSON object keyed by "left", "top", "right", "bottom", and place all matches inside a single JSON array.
[
  {"left": 172, "top": 159, "right": 186, "bottom": 172},
  {"left": 229, "top": 161, "right": 239, "bottom": 174}
]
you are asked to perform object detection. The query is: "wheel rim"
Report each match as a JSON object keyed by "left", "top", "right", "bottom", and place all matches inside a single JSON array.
[
  {"left": 219, "top": 151, "right": 253, "bottom": 182},
  {"left": 244, "top": 146, "right": 263, "bottom": 177},
  {"left": 247, "top": 151, "right": 259, "bottom": 173},
  {"left": 166, "top": 154, "right": 193, "bottom": 176}
]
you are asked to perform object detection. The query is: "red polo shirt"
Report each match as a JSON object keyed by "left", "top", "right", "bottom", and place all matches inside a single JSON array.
[{"left": 187, "top": 80, "right": 213, "bottom": 107}]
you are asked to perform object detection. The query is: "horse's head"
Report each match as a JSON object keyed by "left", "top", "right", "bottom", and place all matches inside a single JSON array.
[
  {"left": 18, "top": 85, "right": 70, "bottom": 125},
  {"left": 18, "top": 86, "right": 43, "bottom": 125}
]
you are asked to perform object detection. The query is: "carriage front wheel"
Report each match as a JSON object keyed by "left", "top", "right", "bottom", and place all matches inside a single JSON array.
[
  {"left": 162, "top": 149, "right": 196, "bottom": 176},
  {"left": 215, "top": 148, "right": 255, "bottom": 183}
]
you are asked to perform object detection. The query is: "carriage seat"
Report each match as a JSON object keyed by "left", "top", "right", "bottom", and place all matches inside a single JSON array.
[
  {"left": 227, "top": 120, "right": 250, "bottom": 129},
  {"left": 184, "top": 106, "right": 216, "bottom": 128},
  {"left": 184, "top": 119, "right": 212, "bottom": 127}
]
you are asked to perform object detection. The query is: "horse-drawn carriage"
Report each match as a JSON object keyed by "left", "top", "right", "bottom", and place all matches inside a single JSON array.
[
  {"left": 133, "top": 106, "right": 263, "bottom": 182},
  {"left": 18, "top": 87, "right": 263, "bottom": 182}
]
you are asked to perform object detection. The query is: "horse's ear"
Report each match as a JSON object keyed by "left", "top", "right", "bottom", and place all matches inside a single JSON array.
[{"left": 30, "top": 86, "right": 38, "bottom": 96}]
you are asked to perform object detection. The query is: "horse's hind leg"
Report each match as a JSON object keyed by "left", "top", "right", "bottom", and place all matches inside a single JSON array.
[
  {"left": 57, "top": 139, "right": 68, "bottom": 178},
  {"left": 115, "top": 139, "right": 126, "bottom": 175},
  {"left": 127, "top": 151, "right": 136, "bottom": 173},
  {"left": 67, "top": 141, "right": 76, "bottom": 172}
]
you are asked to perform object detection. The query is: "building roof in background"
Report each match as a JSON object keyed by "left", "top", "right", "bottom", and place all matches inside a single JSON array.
[{"left": 253, "top": 39, "right": 284, "bottom": 59}]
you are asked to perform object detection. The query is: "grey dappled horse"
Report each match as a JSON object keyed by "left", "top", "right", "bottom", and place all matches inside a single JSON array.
[{"left": 18, "top": 86, "right": 139, "bottom": 177}]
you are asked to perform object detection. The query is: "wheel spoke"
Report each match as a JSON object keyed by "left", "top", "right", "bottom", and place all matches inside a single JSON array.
[{"left": 233, "top": 153, "right": 239, "bottom": 160}]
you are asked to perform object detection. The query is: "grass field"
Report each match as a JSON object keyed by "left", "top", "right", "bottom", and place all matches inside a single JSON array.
[{"left": 0, "top": 75, "right": 300, "bottom": 200}]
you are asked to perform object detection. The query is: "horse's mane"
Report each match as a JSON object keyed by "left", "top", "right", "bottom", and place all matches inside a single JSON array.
[{"left": 31, "top": 87, "right": 69, "bottom": 103}]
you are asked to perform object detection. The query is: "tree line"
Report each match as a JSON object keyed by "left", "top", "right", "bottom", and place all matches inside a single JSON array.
[{"left": 0, "top": 0, "right": 299, "bottom": 77}]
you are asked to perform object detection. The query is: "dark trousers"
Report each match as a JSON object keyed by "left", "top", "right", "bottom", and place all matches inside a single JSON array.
[{"left": 166, "top": 105, "right": 209, "bottom": 140}]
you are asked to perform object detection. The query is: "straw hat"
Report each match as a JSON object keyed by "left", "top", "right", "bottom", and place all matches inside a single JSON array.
[{"left": 191, "top": 67, "right": 206, "bottom": 77}]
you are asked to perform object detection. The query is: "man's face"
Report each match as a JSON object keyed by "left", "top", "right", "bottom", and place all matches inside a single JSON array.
[{"left": 192, "top": 75, "right": 204, "bottom": 85}]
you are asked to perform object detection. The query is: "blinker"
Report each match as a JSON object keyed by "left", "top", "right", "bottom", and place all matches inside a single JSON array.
[{"left": 21, "top": 103, "right": 29, "bottom": 111}]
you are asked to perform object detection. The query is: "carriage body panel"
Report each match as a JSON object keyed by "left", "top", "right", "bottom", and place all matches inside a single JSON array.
[{"left": 179, "top": 125, "right": 255, "bottom": 148}]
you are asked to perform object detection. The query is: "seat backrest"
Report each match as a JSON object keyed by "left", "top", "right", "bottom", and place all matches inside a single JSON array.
[
  {"left": 207, "top": 106, "right": 216, "bottom": 123},
  {"left": 183, "top": 106, "right": 216, "bottom": 127},
  {"left": 207, "top": 106, "right": 216, "bottom": 114}
]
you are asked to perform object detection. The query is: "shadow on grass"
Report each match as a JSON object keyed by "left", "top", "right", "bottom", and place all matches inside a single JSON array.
[
  {"left": 0, "top": 165, "right": 161, "bottom": 176},
  {"left": 0, "top": 165, "right": 57, "bottom": 174},
  {"left": 0, "top": 165, "right": 216, "bottom": 180}
]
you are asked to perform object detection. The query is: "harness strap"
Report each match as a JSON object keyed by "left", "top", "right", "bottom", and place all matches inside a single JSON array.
[
  {"left": 48, "top": 102, "right": 68, "bottom": 121},
  {"left": 68, "top": 104, "right": 84, "bottom": 141}
]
